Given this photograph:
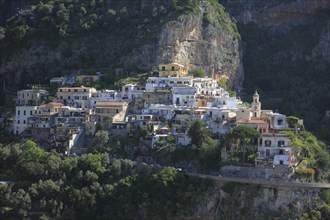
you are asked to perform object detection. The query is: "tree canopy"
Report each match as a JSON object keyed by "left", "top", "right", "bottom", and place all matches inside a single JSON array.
[
  {"left": 231, "top": 125, "right": 260, "bottom": 145},
  {"left": 189, "top": 68, "right": 206, "bottom": 78},
  {"left": 188, "top": 121, "right": 211, "bottom": 147},
  {"left": 0, "top": 140, "right": 213, "bottom": 219}
]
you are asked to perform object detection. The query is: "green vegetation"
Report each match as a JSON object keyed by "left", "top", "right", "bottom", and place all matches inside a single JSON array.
[
  {"left": 205, "top": 0, "right": 240, "bottom": 40},
  {"left": 171, "top": 121, "right": 221, "bottom": 170},
  {"left": 298, "top": 189, "right": 330, "bottom": 220},
  {"left": 0, "top": 0, "right": 202, "bottom": 89},
  {"left": 227, "top": 125, "right": 260, "bottom": 163},
  {"left": 283, "top": 130, "right": 330, "bottom": 181},
  {"left": 189, "top": 68, "right": 206, "bottom": 78},
  {"left": 218, "top": 77, "right": 228, "bottom": 90},
  {"left": 0, "top": 140, "right": 213, "bottom": 219}
]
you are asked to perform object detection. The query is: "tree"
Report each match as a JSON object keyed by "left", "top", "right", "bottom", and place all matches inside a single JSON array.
[
  {"left": 78, "top": 153, "right": 107, "bottom": 174},
  {"left": 231, "top": 125, "right": 260, "bottom": 163},
  {"left": 10, "top": 25, "right": 27, "bottom": 42},
  {"left": 89, "top": 130, "right": 109, "bottom": 153},
  {"left": 189, "top": 68, "right": 206, "bottom": 78},
  {"left": 0, "top": 186, "right": 31, "bottom": 218},
  {"left": 188, "top": 121, "right": 211, "bottom": 147}
]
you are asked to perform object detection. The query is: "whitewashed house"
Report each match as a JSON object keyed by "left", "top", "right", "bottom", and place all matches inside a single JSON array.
[
  {"left": 172, "top": 87, "right": 197, "bottom": 107},
  {"left": 56, "top": 86, "right": 97, "bottom": 108},
  {"left": 121, "top": 84, "right": 145, "bottom": 99},
  {"left": 257, "top": 133, "right": 292, "bottom": 165}
]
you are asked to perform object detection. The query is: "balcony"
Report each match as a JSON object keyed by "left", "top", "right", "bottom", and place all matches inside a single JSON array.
[{"left": 213, "top": 117, "right": 224, "bottom": 123}]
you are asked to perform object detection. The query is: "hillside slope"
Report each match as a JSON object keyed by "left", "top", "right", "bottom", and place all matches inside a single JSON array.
[
  {"left": 0, "top": 0, "right": 243, "bottom": 91},
  {"left": 221, "top": 0, "right": 330, "bottom": 133}
]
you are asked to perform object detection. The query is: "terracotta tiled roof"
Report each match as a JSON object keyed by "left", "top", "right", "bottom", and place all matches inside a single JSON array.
[{"left": 49, "top": 102, "right": 63, "bottom": 106}]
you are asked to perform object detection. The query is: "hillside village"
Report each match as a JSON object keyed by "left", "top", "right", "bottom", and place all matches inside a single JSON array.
[{"left": 9, "top": 63, "right": 304, "bottom": 171}]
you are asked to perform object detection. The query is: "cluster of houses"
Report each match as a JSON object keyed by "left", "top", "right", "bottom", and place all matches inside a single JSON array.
[{"left": 12, "top": 63, "right": 300, "bottom": 166}]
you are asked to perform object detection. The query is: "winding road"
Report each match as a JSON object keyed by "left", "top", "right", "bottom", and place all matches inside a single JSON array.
[{"left": 186, "top": 172, "right": 330, "bottom": 189}]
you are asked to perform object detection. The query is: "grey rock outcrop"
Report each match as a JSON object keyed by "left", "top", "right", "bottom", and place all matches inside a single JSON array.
[
  {"left": 0, "top": 0, "right": 243, "bottom": 91},
  {"left": 195, "top": 184, "right": 323, "bottom": 220}
]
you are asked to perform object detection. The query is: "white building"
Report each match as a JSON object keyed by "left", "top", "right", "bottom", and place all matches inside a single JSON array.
[
  {"left": 56, "top": 86, "right": 97, "bottom": 108},
  {"left": 16, "top": 89, "right": 48, "bottom": 106},
  {"left": 91, "top": 89, "right": 120, "bottom": 107},
  {"left": 141, "top": 104, "right": 174, "bottom": 120},
  {"left": 27, "top": 102, "right": 63, "bottom": 129},
  {"left": 263, "top": 112, "right": 289, "bottom": 131},
  {"left": 236, "top": 108, "right": 253, "bottom": 121},
  {"left": 121, "top": 84, "right": 145, "bottom": 99},
  {"left": 257, "top": 133, "right": 292, "bottom": 165},
  {"left": 172, "top": 87, "right": 197, "bottom": 107},
  {"left": 14, "top": 106, "right": 39, "bottom": 134},
  {"left": 135, "top": 114, "right": 156, "bottom": 127},
  {"left": 192, "top": 77, "right": 218, "bottom": 89},
  {"left": 145, "top": 77, "right": 192, "bottom": 91},
  {"left": 50, "top": 77, "right": 65, "bottom": 85},
  {"left": 206, "top": 108, "right": 236, "bottom": 135},
  {"left": 198, "top": 88, "right": 227, "bottom": 97},
  {"left": 55, "top": 106, "right": 86, "bottom": 127},
  {"left": 208, "top": 97, "right": 237, "bottom": 109},
  {"left": 151, "top": 134, "right": 169, "bottom": 148}
]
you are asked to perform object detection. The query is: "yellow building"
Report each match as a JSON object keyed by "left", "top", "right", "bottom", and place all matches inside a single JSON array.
[{"left": 158, "top": 63, "right": 188, "bottom": 77}]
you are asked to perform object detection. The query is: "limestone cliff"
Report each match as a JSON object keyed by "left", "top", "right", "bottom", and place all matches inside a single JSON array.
[
  {"left": 194, "top": 183, "right": 326, "bottom": 220},
  {"left": 0, "top": 0, "right": 243, "bottom": 91}
]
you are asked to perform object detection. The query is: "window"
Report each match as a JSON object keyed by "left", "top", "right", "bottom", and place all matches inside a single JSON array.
[
  {"left": 23, "top": 111, "right": 26, "bottom": 115},
  {"left": 18, "top": 120, "right": 20, "bottom": 124},
  {"left": 259, "top": 138, "right": 263, "bottom": 145},
  {"left": 30, "top": 111, "right": 32, "bottom": 115},
  {"left": 278, "top": 140, "right": 285, "bottom": 147},
  {"left": 162, "top": 66, "right": 165, "bottom": 71},
  {"left": 171, "top": 66, "right": 175, "bottom": 71},
  {"left": 265, "top": 140, "right": 271, "bottom": 147},
  {"left": 277, "top": 119, "right": 283, "bottom": 125},
  {"left": 18, "top": 110, "right": 20, "bottom": 115},
  {"left": 23, "top": 120, "right": 26, "bottom": 124}
]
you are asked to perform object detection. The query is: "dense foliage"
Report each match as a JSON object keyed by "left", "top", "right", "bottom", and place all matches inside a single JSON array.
[
  {"left": 284, "top": 130, "right": 330, "bottom": 181},
  {"left": 0, "top": 140, "right": 213, "bottom": 219},
  {"left": 0, "top": 0, "right": 201, "bottom": 85},
  {"left": 170, "top": 121, "right": 221, "bottom": 170}
]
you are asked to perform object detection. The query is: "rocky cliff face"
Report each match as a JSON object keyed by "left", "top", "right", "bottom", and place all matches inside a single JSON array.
[
  {"left": 194, "top": 183, "right": 324, "bottom": 220},
  {"left": 0, "top": 0, "right": 243, "bottom": 91},
  {"left": 220, "top": 0, "right": 330, "bottom": 132}
]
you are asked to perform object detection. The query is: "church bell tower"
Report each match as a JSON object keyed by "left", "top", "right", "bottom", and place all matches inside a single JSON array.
[{"left": 252, "top": 90, "right": 261, "bottom": 118}]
